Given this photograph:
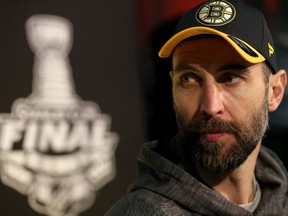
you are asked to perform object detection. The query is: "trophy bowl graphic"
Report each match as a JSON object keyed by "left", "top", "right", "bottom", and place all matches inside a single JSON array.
[{"left": 26, "top": 14, "right": 72, "bottom": 56}]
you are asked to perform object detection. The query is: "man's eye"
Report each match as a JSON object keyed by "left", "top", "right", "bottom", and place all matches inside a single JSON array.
[
  {"left": 180, "top": 73, "right": 196, "bottom": 84},
  {"left": 224, "top": 74, "right": 241, "bottom": 84}
]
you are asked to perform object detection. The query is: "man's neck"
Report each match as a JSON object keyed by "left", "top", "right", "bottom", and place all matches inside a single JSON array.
[{"left": 196, "top": 144, "right": 261, "bottom": 205}]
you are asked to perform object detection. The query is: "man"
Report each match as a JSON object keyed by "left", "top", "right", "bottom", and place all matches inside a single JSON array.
[{"left": 106, "top": 0, "right": 288, "bottom": 215}]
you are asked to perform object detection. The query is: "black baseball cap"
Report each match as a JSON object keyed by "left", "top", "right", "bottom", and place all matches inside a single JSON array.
[{"left": 158, "top": 0, "right": 277, "bottom": 73}]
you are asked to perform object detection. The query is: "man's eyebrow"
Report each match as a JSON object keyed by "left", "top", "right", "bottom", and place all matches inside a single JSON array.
[{"left": 173, "top": 65, "right": 197, "bottom": 72}]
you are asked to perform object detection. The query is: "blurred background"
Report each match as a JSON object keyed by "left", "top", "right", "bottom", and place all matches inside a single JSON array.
[{"left": 0, "top": 0, "right": 287, "bottom": 215}]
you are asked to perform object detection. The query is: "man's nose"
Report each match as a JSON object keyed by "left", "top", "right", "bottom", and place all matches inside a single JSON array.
[{"left": 200, "top": 81, "right": 224, "bottom": 117}]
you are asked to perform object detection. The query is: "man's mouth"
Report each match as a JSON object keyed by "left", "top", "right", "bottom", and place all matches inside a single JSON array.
[{"left": 202, "top": 131, "right": 230, "bottom": 142}]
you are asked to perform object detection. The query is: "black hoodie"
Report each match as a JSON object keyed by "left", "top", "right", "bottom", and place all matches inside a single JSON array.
[{"left": 106, "top": 135, "right": 288, "bottom": 216}]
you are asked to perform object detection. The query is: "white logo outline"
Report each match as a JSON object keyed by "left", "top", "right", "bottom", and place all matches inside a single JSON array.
[{"left": 196, "top": 0, "right": 236, "bottom": 26}]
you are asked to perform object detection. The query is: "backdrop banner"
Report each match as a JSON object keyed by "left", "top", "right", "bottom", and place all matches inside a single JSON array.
[{"left": 0, "top": 1, "right": 144, "bottom": 215}]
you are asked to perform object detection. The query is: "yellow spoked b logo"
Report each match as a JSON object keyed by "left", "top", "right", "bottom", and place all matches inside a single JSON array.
[{"left": 196, "top": 0, "right": 236, "bottom": 26}]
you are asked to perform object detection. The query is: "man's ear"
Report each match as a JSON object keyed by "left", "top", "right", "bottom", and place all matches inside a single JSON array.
[
  {"left": 268, "top": 69, "right": 287, "bottom": 112},
  {"left": 169, "top": 70, "right": 174, "bottom": 79}
]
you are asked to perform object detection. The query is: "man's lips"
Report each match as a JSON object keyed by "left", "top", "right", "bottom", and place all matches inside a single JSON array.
[{"left": 202, "top": 131, "right": 230, "bottom": 142}]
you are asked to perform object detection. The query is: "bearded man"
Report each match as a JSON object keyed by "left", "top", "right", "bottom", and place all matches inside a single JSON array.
[{"left": 106, "top": 1, "right": 288, "bottom": 215}]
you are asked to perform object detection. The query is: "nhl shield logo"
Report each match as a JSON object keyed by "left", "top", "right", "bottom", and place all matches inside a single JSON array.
[{"left": 196, "top": 0, "right": 236, "bottom": 26}]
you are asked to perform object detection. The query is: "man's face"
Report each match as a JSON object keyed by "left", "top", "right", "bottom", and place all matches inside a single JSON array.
[{"left": 171, "top": 36, "right": 269, "bottom": 173}]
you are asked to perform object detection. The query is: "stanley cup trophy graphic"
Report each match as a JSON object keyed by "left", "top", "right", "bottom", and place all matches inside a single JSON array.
[
  {"left": 0, "top": 15, "right": 118, "bottom": 216},
  {"left": 26, "top": 14, "right": 79, "bottom": 107}
]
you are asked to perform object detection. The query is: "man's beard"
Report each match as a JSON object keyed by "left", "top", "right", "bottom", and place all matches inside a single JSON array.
[{"left": 176, "top": 99, "right": 269, "bottom": 174}]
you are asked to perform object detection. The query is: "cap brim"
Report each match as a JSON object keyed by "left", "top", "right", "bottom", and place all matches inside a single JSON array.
[{"left": 158, "top": 26, "right": 265, "bottom": 64}]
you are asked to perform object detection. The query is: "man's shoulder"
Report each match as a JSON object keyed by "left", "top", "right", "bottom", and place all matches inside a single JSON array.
[
  {"left": 105, "top": 188, "right": 193, "bottom": 216},
  {"left": 105, "top": 188, "right": 167, "bottom": 216}
]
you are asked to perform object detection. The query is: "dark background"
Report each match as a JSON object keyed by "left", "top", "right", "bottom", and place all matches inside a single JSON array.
[{"left": 0, "top": 0, "right": 287, "bottom": 215}]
